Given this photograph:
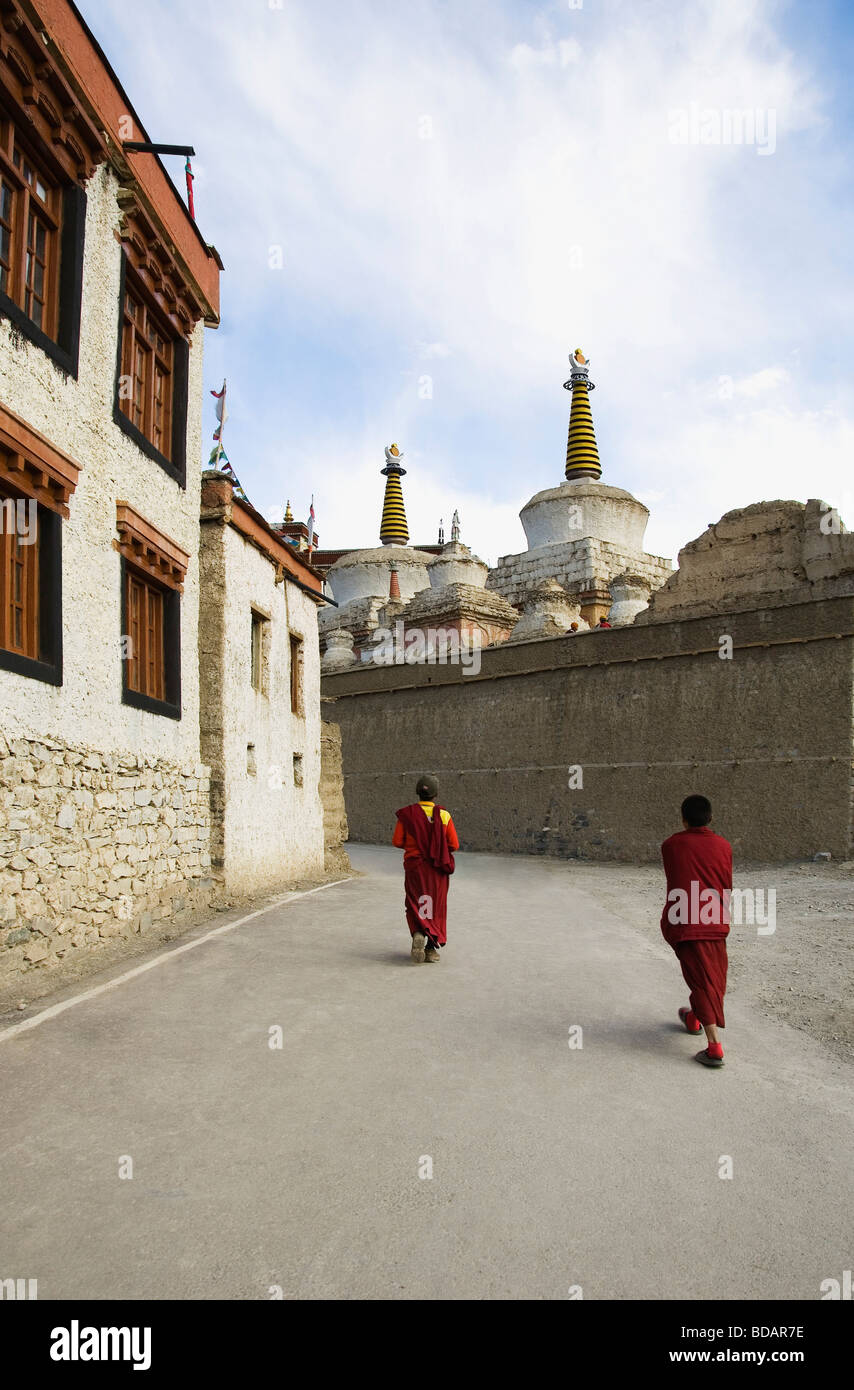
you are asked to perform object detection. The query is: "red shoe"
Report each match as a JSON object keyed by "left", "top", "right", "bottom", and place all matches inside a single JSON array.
[
  {"left": 695, "top": 1042, "right": 724, "bottom": 1068},
  {"left": 678, "top": 1006, "right": 702, "bottom": 1034}
]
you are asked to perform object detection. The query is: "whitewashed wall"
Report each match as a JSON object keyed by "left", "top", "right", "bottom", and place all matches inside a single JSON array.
[
  {"left": 0, "top": 163, "right": 214, "bottom": 994},
  {"left": 202, "top": 520, "right": 325, "bottom": 894},
  {"left": 0, "top": 163, "right": 205, "bottom": 763}
]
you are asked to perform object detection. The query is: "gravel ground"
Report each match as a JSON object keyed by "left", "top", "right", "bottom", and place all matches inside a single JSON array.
[{"left": 567, "top": 858, "right": 854, "bottom": 1064}]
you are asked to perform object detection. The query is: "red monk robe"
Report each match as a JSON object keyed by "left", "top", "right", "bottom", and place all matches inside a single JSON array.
[
  {"left": 392, "top": 801, "right": 459, "bottom": 946},
  {"left": 661, "top": 826, "right": 732, "bottom": 1028}
]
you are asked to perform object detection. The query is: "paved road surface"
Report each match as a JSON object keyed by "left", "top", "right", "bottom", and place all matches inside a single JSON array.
[{"left": 1, "top": 846, "right": 850, "bottom": 1300}]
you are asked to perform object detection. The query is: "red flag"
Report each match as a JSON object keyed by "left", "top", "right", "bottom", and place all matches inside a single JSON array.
[{"left": 185, "top": 157, "right": 195, "bottom": 221}]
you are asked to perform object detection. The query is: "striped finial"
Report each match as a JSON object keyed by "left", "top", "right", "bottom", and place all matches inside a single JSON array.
[
  {"left": 380, "top": 443, "right": 409, "bottom": 545},
  {"left": 563, "top": 349, "right": 601, "bottom": 482}
]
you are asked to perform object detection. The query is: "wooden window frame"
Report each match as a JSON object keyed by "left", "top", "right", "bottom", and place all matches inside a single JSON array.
[
  {"left": 0, "top": 479, "right": 62, "bottom": 685},
  {"left": 115, "top": 505, "right": 186, "bottom": 721},
  {"left": 0, "top": 118, "right": 61, "bottom": 338},
  {"left": 0, "top": 490, "right": 38, "bottom": 660},
  {"left": 250, "top": 610, "right": 270, "bottom": 695},
  {"left": 114, "top": 254, "right": 189, "bottom": 487},
  {"left": 124, "top": 565, "right": 166, "bottom": 704},
  {"left": 289, "top": 632, "right": 304, "bottom": 716},
  {"left": 120, "top": 558, "right": 181, "bottom": 719},
  {"left": 119, "top": 275, "right": 174, "bottom": 455},
  {"left": 0, "top": 103, "right": 86, "bottom": 377}
]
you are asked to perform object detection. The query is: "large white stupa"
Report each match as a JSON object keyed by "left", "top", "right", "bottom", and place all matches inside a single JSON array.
[{"left": 486, "top": 350, "right": 672, "bottom": 624}]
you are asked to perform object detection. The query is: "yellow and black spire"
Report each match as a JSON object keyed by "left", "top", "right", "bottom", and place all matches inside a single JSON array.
[
  {"left": 563, "top": 348, "right": 602, "bottom": 482},
  {"left": 379, "top": 443, "right": 410, "bottom": 545}
]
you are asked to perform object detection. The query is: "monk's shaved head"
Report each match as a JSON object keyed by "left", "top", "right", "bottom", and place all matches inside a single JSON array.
[{"left": 681, "top": 794, "right": 712, "bottom": 827}]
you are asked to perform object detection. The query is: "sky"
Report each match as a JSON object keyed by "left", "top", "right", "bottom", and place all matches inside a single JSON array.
[{"left": 86, "top": 0, "right": 854, "bottom": 567}]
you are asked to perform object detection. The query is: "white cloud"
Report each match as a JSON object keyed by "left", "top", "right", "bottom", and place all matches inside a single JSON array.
[
  {"left": 637, "top": 399, "right": 854, "bottom": 561},
  {"left": 90, "top": 0, "right": 852, "bottom": 568},
  {"left": 558, "top": 40, "right": 581, "bottom": 67},
  {"left": 416, "top": 341, "right": 453, "bottom": 359},
  {"left": 732, "top": 366, "right": 791, "bottom": 398},
  {"left": 509, "top": 39, "right": 581, "bottom": 70}
]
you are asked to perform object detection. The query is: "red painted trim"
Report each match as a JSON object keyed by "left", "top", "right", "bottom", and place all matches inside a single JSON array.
[
  {"left": 230, "top": 495, "right": 325, "bottom": 596},
  {"left": 33, "top": 0, "right": 221, "bottom": 320}
]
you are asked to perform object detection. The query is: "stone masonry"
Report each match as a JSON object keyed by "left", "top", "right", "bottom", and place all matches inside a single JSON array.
[{"left": 0, "top": 730, "right": 214, "bottom": 990}]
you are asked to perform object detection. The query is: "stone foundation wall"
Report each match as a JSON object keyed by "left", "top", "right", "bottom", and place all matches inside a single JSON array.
[{"left": 0, "top": 729, "right": 216, "bottom": 990}]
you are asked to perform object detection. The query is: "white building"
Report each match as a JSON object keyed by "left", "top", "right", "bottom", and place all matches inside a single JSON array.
[
  {"left": 0, "top": 0, "right": 335, "bottom": 999},
  {"left": 200, "top": 473, "right": 326, "bottom": 897}
]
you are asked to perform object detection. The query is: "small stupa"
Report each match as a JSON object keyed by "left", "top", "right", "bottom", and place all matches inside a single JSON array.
[
  {"left": 487, "top": 348, "right": 672, "bottom": 625},
  {"left": 319, "top": 444, "right": 436, "bottom": 654},
  {"left": 324, "top": 444, "right": 435, "bottom": 608},
  {"left": 402, "top": 510, "right": 519, "bottom": 652}
]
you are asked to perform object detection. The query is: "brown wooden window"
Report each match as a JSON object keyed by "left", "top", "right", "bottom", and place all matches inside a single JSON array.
[
  {"left": 0, "top": 403, "right": 76, "bottom": 685},
  {"left": 251, "top": 612, "right": 263, "bottom": 691},
  {"left": 250, "top": 610, "right": 271, "bottom": 695},
  {"left": 0, "top": 488, "right": 38, "bottom": 660},
  {"left": 289, "top": 633, "right": 303, "bottom": 715},
  {"left": 115, "top": 503, "right": 186, "bottom": 719},
  {"left": 125, "top": 568, "right": 166, "bottom": 703},
  {"left": 120, "top": 275, "right": 175, "bottom": 461},
  {"left": 0, "top": 117, "right": 61, "bottom": 338}
]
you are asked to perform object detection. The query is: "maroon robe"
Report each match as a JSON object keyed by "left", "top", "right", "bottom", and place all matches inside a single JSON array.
[
  {"left": 673, "top": 939, "right": 728, "bottom": 1028},
  {"left": 661, "top": 827, "right": 732, "bottom": 1029},
  {"left": 395, "top": 803, "right": 455, "bottom": 945}
]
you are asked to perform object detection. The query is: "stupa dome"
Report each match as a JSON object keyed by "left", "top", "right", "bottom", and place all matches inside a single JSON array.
[
  {"left": 520, "top": 480, "right": 651, "bottom": 552},
  {"left": 326, "top": 546, "right": 433, "bottom": 607}
]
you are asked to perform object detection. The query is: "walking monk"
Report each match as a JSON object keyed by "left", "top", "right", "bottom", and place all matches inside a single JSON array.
[
  {"left": 661, "top": 794, "right": 732, "bottom": 1068},
  {"left": 392, "top": 775, "right": 459, "bottom": 963}
]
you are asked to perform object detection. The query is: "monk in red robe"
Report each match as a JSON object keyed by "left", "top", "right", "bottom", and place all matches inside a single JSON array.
[
  {"left": 392, "top": 775, "right": 459, "bottom": 963},
  {"left": 661, "top": 794, "right": 732, "bottom": 1068}
]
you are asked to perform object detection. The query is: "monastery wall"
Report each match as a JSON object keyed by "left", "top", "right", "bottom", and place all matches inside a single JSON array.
[{"left": 322, "top": 595, "right": 854, "bottom": 864}]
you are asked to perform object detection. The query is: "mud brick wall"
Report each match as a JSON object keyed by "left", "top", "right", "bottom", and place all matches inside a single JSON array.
[
  {"left": 320, "top": 716, "right": 351, "bottom": 875},
  {"left": 323, "top": 596, "right": 854, "bottom": 864}
]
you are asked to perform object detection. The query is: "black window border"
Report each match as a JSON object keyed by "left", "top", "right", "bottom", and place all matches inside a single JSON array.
[
  {"left": 113, "top": 253, "right": 189, "bottom": 489},
  {"left": 120, "top": 555, "right": 182, "bottom": 721},
  {"left": 0, "top": 183, "right": 86, "bottom": 378},
  {"left": 0, "top": 501, "right": 62, "bottom": 686}
]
